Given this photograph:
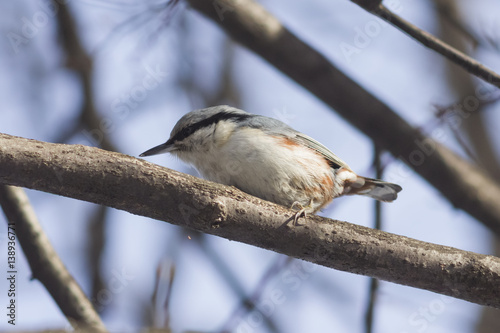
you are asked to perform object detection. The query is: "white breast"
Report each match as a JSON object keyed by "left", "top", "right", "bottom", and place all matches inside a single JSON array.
[{"left": 175, "top": 125, "right": 344, "bottom": 212}]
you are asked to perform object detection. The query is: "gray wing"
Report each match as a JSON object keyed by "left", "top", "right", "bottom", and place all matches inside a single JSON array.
[
  {"left": 292, "top": 133, "right": 351, "bottom": 170},
  {"left": 241, "top": 114, "right": 350, "bottom": 170}
]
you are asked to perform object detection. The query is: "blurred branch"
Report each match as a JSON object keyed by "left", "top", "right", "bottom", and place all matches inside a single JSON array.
[
  {"left": 87, "top": 204, "right": 107, "bottom": 310},
  {"left": 2, "top": 134, "right": 500, "bottom": 308},
  {"left": 365, "top": 146, "right": 382, "bottom": 333},
  {"left": 151, "top": 260, "right": 175, "bottom": 329},
  {"left": 434, "top": 1, "right": 500, "bottom": 331},
  {"left": 185, "top": 0, "right": 500, "bottom": 236},
  {"left": 54, "top": 0, "right": 115, "bottom": 152},
  {"left": 0, "top": 185, "right": 107, "bottom": 332},
  {"left": 352, "top": 2, "right": 500, "bottom": 88}
]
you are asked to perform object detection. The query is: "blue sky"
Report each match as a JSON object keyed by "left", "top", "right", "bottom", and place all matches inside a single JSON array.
[{"left": 1, "top": 0, "right": 500, "bottom": 332}]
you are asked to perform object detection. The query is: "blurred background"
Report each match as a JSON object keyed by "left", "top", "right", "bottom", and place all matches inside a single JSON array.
[{"left": 1, "top": 0, "right": 500, "bottom": 332}]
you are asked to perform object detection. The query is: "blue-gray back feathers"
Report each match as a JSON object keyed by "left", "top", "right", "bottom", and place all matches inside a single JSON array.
[{"left": 170, "top": 105, "right": 349, "bottom": 169}]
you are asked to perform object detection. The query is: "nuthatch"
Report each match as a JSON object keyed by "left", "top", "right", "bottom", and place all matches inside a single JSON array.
[{"left": 140, "top": 105, "right": 401, "bottom": 220}]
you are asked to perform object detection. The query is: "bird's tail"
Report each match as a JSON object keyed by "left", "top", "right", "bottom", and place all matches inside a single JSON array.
[{"left": 348, "top": 177, "right": 402, "bottom": 202}]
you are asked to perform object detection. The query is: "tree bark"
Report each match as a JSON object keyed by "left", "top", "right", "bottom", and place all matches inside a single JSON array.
[{"left": 1, "top": 133, "right": 500, "bottom": 308}]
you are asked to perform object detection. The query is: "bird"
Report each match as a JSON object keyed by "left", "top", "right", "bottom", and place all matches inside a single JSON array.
[{"left": 140, "top": 105, "right": 402, "bottom": 221}]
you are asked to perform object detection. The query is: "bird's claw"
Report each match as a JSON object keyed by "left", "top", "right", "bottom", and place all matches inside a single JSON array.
[{"left": 290, "top": 201, "right": 308, "bottom": 225}]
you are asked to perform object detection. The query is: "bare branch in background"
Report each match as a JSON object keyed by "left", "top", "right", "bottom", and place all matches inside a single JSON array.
[
  {"left": 2, "top": 133, "right": 500, "bottom": 308},
  {"left": 185, "top": 0, "right": 500, "bottom": 235},
  {"left": 150, "top": 260, "right": 175, "bottom": 329},
  {"left": 434, "top": 1, "right": 500, "bottom": 332},
  {"left": 87, "top": 204, "right": 107, "bottom": 310},
  {"left": 0, "top": 185, "right": 107, "bottom": 332},
  {"left": 364, "top": 145, "right": 383, "bottom": 333}
]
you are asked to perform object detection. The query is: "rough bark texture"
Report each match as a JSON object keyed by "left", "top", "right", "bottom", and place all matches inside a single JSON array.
[
  {"left": 185, "top": 0, "right": 500, "bottom": 236},
  {"left": 1, "top": 133, "right": 500, "bottom": 308}
]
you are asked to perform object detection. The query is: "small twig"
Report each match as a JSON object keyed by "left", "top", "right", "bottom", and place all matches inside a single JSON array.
[
  {"left": 0, "top": 185, "right": 107, "bottom": 331},
  {"left": 432, "top": 95, "right": 500, "bottom": 166},
  {"left": 438, "top": 117, "right": 479, "bottom": 165},
  {"left": 356, "top": 3, "right": 500, "bottom": 89}
]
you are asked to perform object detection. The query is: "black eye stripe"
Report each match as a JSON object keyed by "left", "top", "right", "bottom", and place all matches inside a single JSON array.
[{"left": 171, "top": 112, "right": 253, "bottom": 143}]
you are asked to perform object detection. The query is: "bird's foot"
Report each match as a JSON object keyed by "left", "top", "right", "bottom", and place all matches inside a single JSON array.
[{"left": 290, "top": 201, "right": 309, "bottom": 225}]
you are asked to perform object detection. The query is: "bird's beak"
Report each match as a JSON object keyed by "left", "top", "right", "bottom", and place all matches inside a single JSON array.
[{"left": 139, "top": 141, "right": 175, "bottom": 157}]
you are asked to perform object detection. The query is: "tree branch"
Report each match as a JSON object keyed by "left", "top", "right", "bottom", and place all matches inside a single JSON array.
[
  {"left": 351, "top": 1, "right": 500, "bottom": 88},
  {"left": 0, "top": 184, "right": 107, "bottom": 331},
  {"left": 1, "top": 133, "right": 500, "bottom": 308},
  {"left": 185, "top": 0, "right": 500, "bottom": 235}
]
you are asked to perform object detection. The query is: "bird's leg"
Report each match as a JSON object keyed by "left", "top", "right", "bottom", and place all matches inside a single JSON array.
[{"left": 290, "top": 200, "right": 312, "bottom": 225}]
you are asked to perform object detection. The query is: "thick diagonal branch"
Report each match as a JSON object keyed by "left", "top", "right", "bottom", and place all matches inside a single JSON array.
[
  {"left": 185, "top": 0, "right": 500, "bottom": 234},
  {"left": 1, "top": 133, "right": 500, "bottom": 308}
]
